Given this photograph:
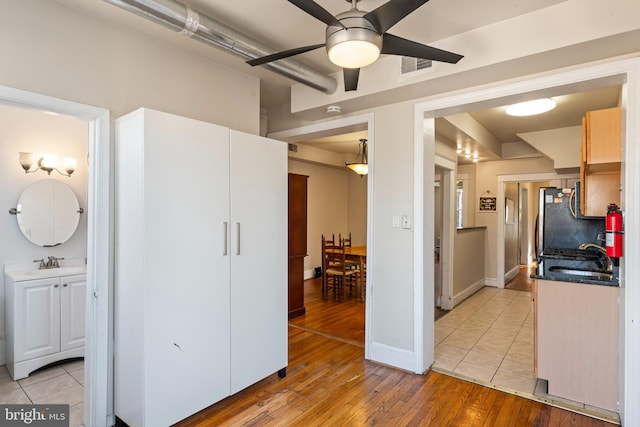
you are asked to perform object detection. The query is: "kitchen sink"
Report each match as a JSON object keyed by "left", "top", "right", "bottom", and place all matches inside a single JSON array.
[{"left": 548, "top": 266, "right": 613, "bottom": 281}]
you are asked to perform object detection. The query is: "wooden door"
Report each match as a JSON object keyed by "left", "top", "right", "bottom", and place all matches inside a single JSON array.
[
  {"left": 229, "top": 130, "right": 287, "bottom": 394},
  {"left": 288, "top": 173, "right": 308, "bottom": 319}
]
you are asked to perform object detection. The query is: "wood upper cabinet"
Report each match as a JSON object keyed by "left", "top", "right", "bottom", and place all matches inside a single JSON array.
[
  {"left": 585, "top": 107, "right": 621, "bottom": 165},
  {"left": 580, "top": 107, "right": 621, "bottom": 217},
  {"left": 288, "top": 174, "right": 308, "bottom": 258}
]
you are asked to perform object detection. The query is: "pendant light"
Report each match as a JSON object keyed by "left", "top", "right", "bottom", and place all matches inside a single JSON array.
[{"left": 346, "top": 139, "right": 368, "bottom": 176}]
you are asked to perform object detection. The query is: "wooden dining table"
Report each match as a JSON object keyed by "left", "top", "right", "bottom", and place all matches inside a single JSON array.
[{"left": 324, "top": 245, "right": 367, "bottom": 302}]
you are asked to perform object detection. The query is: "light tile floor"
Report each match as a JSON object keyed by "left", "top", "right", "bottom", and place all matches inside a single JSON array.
[
  {"left": 0, "top": 359, "right": 84, "bottom": 427},
  {"left": 434, "top": 287, "right": 620, "bottom": 423},
  {"left": 434, "top": 287, "right": 537, "bottom": 394}
]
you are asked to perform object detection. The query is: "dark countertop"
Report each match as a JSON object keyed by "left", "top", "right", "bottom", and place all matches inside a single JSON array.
[
  {"left": 456, "top": 226, "right": 487, "bottom": 231},
  {"left": 530, "top": 273, "right": 619, "bottom": 287}
]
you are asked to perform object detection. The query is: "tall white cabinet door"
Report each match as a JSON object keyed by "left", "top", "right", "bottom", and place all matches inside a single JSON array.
[
  {"left": 115, "top": 109, "right": 233, "bottom": 427},
  {"left": 15, "top": 278, "right": 61, "bottom": 362},
  {"left": 60, "top": 274, "right": 86, "bottom": 351},
  {"left": 229, "top": 130, "right": 287, "bottom": 393},
  {"left": 143, "top": 110, "right": 232, "bottom": 426}
]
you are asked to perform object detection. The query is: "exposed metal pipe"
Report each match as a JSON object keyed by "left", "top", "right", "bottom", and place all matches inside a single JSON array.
[{"left": 103, "top": 0, "right": 337, "bottom": 94}]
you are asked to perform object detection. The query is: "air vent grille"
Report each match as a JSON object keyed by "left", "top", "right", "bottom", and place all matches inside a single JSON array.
[
  {"left": 288, "top": 143, "right": 298, "bottom": 153},
  {"left": 401, "top": 57, "right": 433, "bottom": 74}
]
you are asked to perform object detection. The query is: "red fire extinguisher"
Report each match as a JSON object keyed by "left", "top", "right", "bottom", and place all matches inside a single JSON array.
[{"left": 606, "top": 203, "right": 623, "bottom": 258}]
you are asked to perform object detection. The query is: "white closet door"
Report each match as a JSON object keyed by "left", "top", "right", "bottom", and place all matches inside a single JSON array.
[
  {"left": 143, "top": 110, "right": 232, "bottom": 425},
  {"left": 229, "top": 130, "right": 287, "bottom": 393}
]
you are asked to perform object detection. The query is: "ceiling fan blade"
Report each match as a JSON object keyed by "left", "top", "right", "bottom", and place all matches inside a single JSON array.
[
  {"left": 343, "top": 68, "right": 360, "bottom": 92},
  {"left": 364, "top": 0, "right": 430, "bottom": 34},
  {"left": 381, "top": 33, "right": 463, "bottom": 64},
  {"left": 246, "top": 43, "right": 325, "bottom": 66},
  {"left": 288, "top": 0, "right": 345, "bottom": 28}
]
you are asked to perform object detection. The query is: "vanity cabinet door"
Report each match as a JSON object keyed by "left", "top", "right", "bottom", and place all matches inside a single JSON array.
[
  {"left": 60, "top": 274, "right": 87, "bottom": 351},
  {"left": 15, "top": 278, "right": 61, "bottom": 362}
]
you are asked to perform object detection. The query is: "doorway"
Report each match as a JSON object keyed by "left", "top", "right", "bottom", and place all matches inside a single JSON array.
[
  {"left": 416, "top": 60, "right": 638, "bottom": 422},
  {"left": 0, "top": 86, "right": 111, "bottom": 427},
  {"left": 269, "top": 112, "right": 374, "bottom": 357}
]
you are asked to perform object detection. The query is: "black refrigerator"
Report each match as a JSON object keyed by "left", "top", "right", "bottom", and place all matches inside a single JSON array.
[{"left": 536, "top": 185, "right": 605, "bottom": 275}]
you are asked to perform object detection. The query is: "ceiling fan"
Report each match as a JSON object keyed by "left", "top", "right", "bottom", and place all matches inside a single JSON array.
[{"left": 247, "top": 0, "right": 464, "bottom": 92}]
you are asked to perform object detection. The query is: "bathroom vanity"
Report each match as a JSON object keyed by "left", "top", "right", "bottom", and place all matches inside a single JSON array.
[{"left": 4, "top": 264, "right": 86, "bottom": 380}]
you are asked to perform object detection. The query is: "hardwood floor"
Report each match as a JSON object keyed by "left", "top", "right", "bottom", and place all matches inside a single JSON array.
[
  {"left": 505, "top": 265, "right": 536, "bottom": 292},
  {"left": 289, "top": 277, "right": 365, "bottom": 346},
  {"left": 174, "top": 278, "right": 614, "bottom": 427}
]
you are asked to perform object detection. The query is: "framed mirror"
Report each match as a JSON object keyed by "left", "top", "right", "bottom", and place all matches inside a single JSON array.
[{"left": 15, "top": 179, "right": 81, "bottom": 247}]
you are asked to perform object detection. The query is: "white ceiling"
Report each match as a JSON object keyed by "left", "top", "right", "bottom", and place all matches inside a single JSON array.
[
  {"left": 57, "top": 0, "right": 567, "bottom": 108},
  {"left": 55, "top": 0, "right": 621, "bottom": 162}
]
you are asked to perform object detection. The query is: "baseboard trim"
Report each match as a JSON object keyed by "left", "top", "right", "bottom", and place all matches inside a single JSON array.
[
  {"left": 484, "top": 278, "right": 498, "bottom": 287},
  {"left": 505, "top": 265, "right": 520, "bottom": 283},
  {"left": 368, "top": 342, "right": 417, "bottom": 373},
  {"left": 452, "top": 279, "right": 485, "bottom": 307}
]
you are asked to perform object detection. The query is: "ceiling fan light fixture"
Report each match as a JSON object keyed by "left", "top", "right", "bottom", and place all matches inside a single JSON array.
[
  {"left": 506, "top": 98, "right": 556, "bottom": 116},
  {"left": 328, "top": 39, "right": 380, "bottom": 68},
  {"left": 326, "top": 13, "right": 382, "bottom": 69}
]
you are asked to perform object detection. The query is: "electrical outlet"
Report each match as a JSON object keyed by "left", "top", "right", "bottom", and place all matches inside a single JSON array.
[{"left": 402, "top": 215, "right": 411, "bottom": 229}]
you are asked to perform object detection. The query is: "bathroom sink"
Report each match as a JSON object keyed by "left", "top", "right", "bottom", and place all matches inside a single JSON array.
[
  {"left": 548, "top": 266, "right": 613, "bottom": 281},
  {"left": 17, "top": 266, "right": 87, "bottom": 279}
]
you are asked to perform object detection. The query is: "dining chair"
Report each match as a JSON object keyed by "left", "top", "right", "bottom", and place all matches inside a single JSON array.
[
  {"left": 323, "top": 241, "right": 360, "bottom": 299},
  {"left": 339, "top": 232, "right": 352, "bottom": 248},
  {"left": 339, "top": 232, "right": 359, "bottom": 270}
]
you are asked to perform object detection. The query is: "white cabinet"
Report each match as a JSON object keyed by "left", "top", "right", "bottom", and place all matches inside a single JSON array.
[
  {"left": 4, "top": 272, "right": 86, "bottom": 380},
  {"left": 114, "top": 108, "right": 287, "bottom": 427}
]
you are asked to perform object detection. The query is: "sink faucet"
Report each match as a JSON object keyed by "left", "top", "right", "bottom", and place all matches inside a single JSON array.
[
  {"left": 578, "top": 243, "right": 612, "bottom": 272},
  {"left": 33, "top": 258, "right": 46, "bottom": 269},
  {"left": 45, "top": 256, "right": 64, "bottom": 268}
]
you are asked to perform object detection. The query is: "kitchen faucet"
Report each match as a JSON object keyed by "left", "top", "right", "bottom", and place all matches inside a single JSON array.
[{"left": 578, "top": 243, "right": 612, "bottom": 272}]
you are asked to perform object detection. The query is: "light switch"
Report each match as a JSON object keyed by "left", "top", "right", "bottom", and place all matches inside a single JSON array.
[
  {"left": 402, "top": 215, "right": 411, "bottom": 229},
  {"left": 392, "top": 215, "right": 400, "bottom": 228}
]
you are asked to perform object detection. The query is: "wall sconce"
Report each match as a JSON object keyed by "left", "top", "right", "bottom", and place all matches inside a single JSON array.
[{"left": 19, "top": 152, "right": 76, "bottom": 177}]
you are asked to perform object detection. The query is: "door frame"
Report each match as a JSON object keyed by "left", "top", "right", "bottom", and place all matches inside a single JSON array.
[
  {"left": 268, "top": 112, "right": 375, "bottom": 359},
  {"left": 0, "top": 86, "right": 112, "bottom": 427},
  {"left": 414, "top": 57, "right": 640, "bottom": 424}
]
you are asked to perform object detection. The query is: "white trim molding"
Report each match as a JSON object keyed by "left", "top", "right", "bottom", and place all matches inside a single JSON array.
[
  {"left": 413, "top": 57, "right": 640, "bottom": 426},
  {"left": 0, "top": 86, "right": 112, "bottom": 427},
  {"left": 269, "top": 113, "right": 376, "bottom": 362}
]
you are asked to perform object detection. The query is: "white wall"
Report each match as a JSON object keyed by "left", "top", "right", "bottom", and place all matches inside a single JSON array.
[
  {"left": 475, "top": 157, "right": 557, "bottom": 281},
  {"left": 347, "top": 173, "right": 368, "bottom": 247},
  {"left": 0, "top": 0, "right": 260, "bottom": 134},
  {"left": 453, "top": 228, "right": 486, "bottom": 298},
  {"left": 370, "top": 101, "right": 416, "bottom": 352},
  {"left": 0, "top": 104, "right": 89, "bottom": 365},
  {"left": 504, "top": 182, "right": 520, "bottom": 276}
]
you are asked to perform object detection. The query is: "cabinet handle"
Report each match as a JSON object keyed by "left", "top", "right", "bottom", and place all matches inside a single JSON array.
[
  {"left": 236, "top": 222, "right": 241, "bottom": 255},
  {"left": 223, "top": 221, "right": 228, "bottom": 256},
  {"left": 54, "top": 284, "right": 59, "bottom": 288},
  {"left": 63, "top": 283, "right": 68, "bottom": 287}
]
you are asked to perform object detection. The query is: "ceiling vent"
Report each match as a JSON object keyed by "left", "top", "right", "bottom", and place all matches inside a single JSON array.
[{"left": 401, "top": 57, "right": 434, "bottom": 75}]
